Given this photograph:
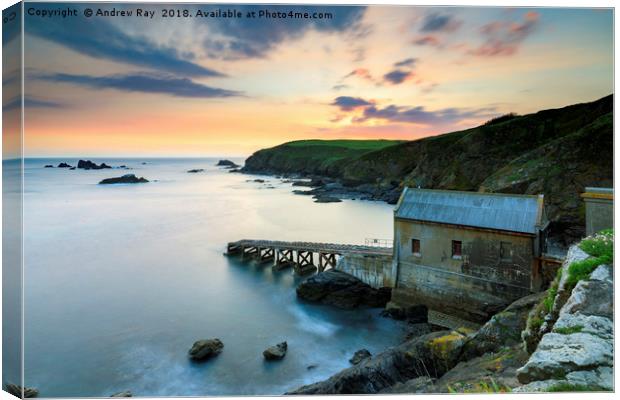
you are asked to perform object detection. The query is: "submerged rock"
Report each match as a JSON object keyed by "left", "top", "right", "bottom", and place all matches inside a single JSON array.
[
  {"left": 57, "top": 162, "right": 72, "bottom": 168},
  {"left": 216, "top": 159, "right": 240, "bottom": 168},
  {"left": 5, "top": 384, "right": 39, "bottom": 398},
  {"left": 188, "top": 338, "right": 224, "bottom": 361},
  {"left": 296, "top": 270, "right": 391, "bottom": 309},
  {"left": 110, "top": 390, "right": 132, "bottom": 397},
  {"left": 99, "top": 174, "right": 149, "bottom": 185},
  {"left": 381, "top": 303, "right": 428, "bottom": 323},
  {"left": 349, "top": 349, "right": 372, "bottom": 365},
  {"left": 263, "top": 342, "right": 287, "bottom": 360},
  {"left": 77, "top": 159, "right": 112, "bottom": 170},
  {"left": 187, "top": 169, "right": 205, "bottom": 173}
]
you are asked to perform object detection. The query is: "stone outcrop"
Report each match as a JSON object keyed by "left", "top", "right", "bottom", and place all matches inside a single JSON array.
[
  {"left": 99, "top": 174, "right": 149, "bottom": 185},
  {"left": 216, "top": 160, "right": 240, "bottom": 168},
  {"left": 349, "top": 349, "right": 372, "bottom": 365},
  {"left": 515, "top": 264, "right": 613, "bottom": 391},
  {"left": 110, "top": 390, "right": 132, "bottom": 397},
  {"left": 77, "top": 159, "right": 112, "bottom": 170},
  {"left": 188, "top": 338, "right": 224, "bottom": 361},
  {"left": 296, "top": 270, "right": 391, "bottom": 309},
  {"left": 263, "top": 342, "right": 287, "bottom": 360},
  {"left": 57, "top": 162, "right": 72, "bottom": 168}
]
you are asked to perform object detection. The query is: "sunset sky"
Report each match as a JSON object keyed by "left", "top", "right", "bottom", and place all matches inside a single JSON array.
[{"left": 5, "top": 3, "right": 614, "bottom": 157}]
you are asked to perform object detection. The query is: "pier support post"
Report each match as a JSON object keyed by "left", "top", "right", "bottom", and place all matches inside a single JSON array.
[
  {"left": 273, "top": 249, "right": 294, "bottom": 271},
  {"left": 295, "top": 250, "right": 317, "bottom": 275},
  {"left": 318, "top": 253, "right": 337, "bottom": 272}
]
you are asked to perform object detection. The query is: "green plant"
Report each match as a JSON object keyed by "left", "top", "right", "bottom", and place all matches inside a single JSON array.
[
  {"left": 554, "top": 325, "right": 583, "bottom": 334},
  {"left": 564, "top": 229, "right": 613, "bottom": 290}
]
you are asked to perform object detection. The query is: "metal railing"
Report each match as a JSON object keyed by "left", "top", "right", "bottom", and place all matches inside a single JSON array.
[{"left": 364, "top": 238, "right": 393, "bottom": 248}]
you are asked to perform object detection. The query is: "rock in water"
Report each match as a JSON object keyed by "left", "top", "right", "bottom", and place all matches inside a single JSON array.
[
  {"left": 349, "top": 349, "right": 372, "bottom": 365},
  {"left": 313, "top": 195, "right": 342, "bottom": 203},
  {"left": 216, "top": 159, "right": 240, "bottom": 168},
  {"left": 77, "top": 159, "right": 112, "bottom": 170},
  {"left": 263, "top": 342, "right": 288, "bottom": 360},
  {"left": 44, "top": 165, "right": 53, "bottom": 168},
  {"left": 110, "top": 390, "right": 132, "bottom": 397},
  {"left": 188, "top": 338, "right": 224, "bottom": 361},
  {"left": 5, "top": 384, "right": 39, "bottom": 398},
  {"left": 381, "top": 303, "right": 428, "bottom": 323},
  {"left": 99, "top": 174, "right": 149, "bottom": 185},
  {"left": 57, "top": 162, "right": 72, "bottom": 168},
  {"left": 187, "top": 169, "right": 205, "bottom": 173},
  {"left": 296, "top": 270, "right": 391, "bottom": 309}
]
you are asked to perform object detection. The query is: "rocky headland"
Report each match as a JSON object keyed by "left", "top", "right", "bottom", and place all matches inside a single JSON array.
[{"left": 242, "top": 95, "right": 613, "bottom": 243}]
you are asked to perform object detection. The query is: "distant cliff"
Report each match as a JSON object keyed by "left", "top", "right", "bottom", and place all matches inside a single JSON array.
[{"left": 243, "top": 95, "right": 613, "bottom": 242}]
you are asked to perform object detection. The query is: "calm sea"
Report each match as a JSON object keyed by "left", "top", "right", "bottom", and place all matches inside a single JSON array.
[{"left": 13, "top": 157, "right": 406, "bottom": 397}]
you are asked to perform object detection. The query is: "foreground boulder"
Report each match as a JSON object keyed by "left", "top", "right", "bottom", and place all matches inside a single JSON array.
[
  {"left": 99, "top": 174, "right": 149, "bottom": 185},
  {"left": 78, "top": 159, "right": 112, "bottom": 170},
  {"left": 349, "top": 349, "right": 372, "bottom": 365},
  {"left": 5, "top": 384, "right": 38, "bottom": 398},
  {"left": 188, "top": 338, "right": 224, "bottom": 361},
  {"left": 263, "top": 342, "right": 287, "bottom": 360},
  {"left": 216, "top": 159, "right": 240, "bottom": 168},
  {"left": 296, "top": 270, "right": 391, "bottom": 309}
]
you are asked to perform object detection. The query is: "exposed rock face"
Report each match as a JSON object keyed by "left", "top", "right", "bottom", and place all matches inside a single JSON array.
[
  {"left": 379, "top": 377, "right": 434, "bottom": 394},
  {"left": 110, "top": 390, "right": 132, "bottom": 397},
  {"left": 296, "top": 270, "right": 391, "bottom": 309},
  {"left": 188, "top": 338, "right": 224, "bottom": 361},
  {"left": 516, "top": 264, "right": 613, "bottom": 391},
  {"left": 381, "top": 303, "right": 428, "bottom": 323},
  {"left": 216, "top": 159, "right": 240, "bottom": 168},
  {"left": 349, "top": 349, "right": 372, "bottom": 365},
  {"left": 57, "top": 162, "right": 72, "bottom": 168},
  {"left": 5, "top": 384, "right": 39, "bottom": 398},
  {"left": 77, "top": 159, "right": 112, "bottom": 170},
  {"left": 263, "top": 342, "right": 287, "bottom": 360},
  {"left": 287, "top": 330, "right": 458, "bottom": 394},
  {"left": 187, "top": 169, "right": 205, "bottom": 173},
  {"left": 460, "top": 292, "right": 545, "bottom": 361},
  {"left": 99, "top": 174, "right": 149, "bottom": 185}
]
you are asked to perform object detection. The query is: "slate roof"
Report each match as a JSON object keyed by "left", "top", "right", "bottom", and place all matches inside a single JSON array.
[{"left": 395, "top": 188, "right": 545, "bottom": 235}]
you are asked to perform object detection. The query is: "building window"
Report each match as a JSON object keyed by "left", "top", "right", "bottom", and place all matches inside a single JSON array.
[
  {"left": 500, "top": 241, "right": 512, "bottom": 261},
  {"left": 452, "top": 240, "right": 462, "bottom": 259},
  {"left": 411, "top": 239, "right": 421, "bottom": 256}
]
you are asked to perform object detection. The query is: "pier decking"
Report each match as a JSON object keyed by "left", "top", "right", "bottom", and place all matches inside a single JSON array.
[{"left": 225, "top": 239, "right": 393, "bottom": 275}]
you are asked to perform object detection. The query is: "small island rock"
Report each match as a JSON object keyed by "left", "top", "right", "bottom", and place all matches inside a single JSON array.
[
  {"left": 263, "top": 341, "right": 288, "bottom": 360},
  {"left": 349, "top": 349, "right": 372, "bottom": 365},
  {"left": 44, "top": 165, "right": 53, "bottom": 168},
  {"left": 188, "top": 338, "right": 224, "bottom": 361},
  {"left": 216, "top": 159, "right": 240, "bottom": 168},
  {"left": 99, "top": 174, "right": 149, "bottom": 185},
  {"left": 314, "top": 195, "right": 342, "bottom": 203},
  {"left": 187, "top": 169, "right": 205, "bottom": 173},
  {"left": 77, "top": 159, "right": 112, "bottom": 170},
  {"left": 57, "top": 162, "right": 72, "bottom": 168}
]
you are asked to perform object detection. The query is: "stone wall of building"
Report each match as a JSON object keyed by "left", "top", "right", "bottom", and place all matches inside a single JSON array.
[
  {"left": 582, "top": 188, "right": 613, "bottom": 236},
  {"left": 336, "top": 253, "right": 395, "bottom": 289}
]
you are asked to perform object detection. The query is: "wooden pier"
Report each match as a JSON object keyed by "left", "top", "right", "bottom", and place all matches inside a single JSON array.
[{"left": 225, "top": 239, "right": 393, "bottom": 275}]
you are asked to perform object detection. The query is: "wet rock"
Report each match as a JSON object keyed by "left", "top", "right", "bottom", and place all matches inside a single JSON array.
[
  {"left": 69, "top": 167, "right": 76, "bottom": 170},
  {"left": 287, "top": 330, "right": 454, "bottom": 394},
  {"left": 77, "top": 159, "right": 112, "bottom": 170},
  {"left": 296, "top": 270, "right": 391, "bottom": 309},
  {"left": 216, "top": 159, "right": 240, "bottom": 168},
  {"left": 381, "top": 303, "right": 428, "bottom": 323},
  {"left": 110, "top": 390, "right": 132, "bottom": 397},
  {"left": 307, "top": 364, "right": 318, "bottom": 370},
  {"left": 57, "top": 162, "right": 72, "bottom": 168},
  {"left": 5, "top": 384, "right": 39, "bottom": 398},
  {"left": 99, "top": 174, "right": 149, "bottom": 185},
  {"left": 313, "top": 195, "right": 342, "bottom": 203},
  {"left": 229, "top": 168, "right": 241, "bottom": 173},
  {"left": 187, "top": 169, "right": 205, "bottom": 173},
  {"left": 44, "top": 165, "right": 53, "bottom": 168},
  {"left": 253, "top": 179, "right": 265, "bottom": 183},
  {"left": 188, "top": 338, "right": 224, "bottom": 361},
  {"left": 292, "top": 190, "right": 313, "bottom": 196},
  {"left": 263, "top": 341, "right": 287, "bottom": 360},
  {"left": 349, "top": 349, "right": 372, "bottom": 365}
]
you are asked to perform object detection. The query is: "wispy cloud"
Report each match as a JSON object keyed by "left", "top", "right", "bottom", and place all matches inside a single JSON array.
[
  {"left": 412, "top": 35, "right": 442, "bottom": 47},
  {"left": 26, "top": 11, "right": 223, "bottom": 77},
  {"left": 3, "top": 96, "right": 66, "bottom": 111},
  {"left": 393, "top": 58, "right": 417, "bottom": 68},
  {"left": 383, "top": 69, "right": 415, "bottom": 85},
  {"left": 202, "top": 5, "right": 367, "bottom": 60},
  {"left": 420, "top": 13, "right": 462, "bottom": 33},
  {"left": 357, "top": 104, "right": 496, "bottom": 125},
  {"left": 38, "top": 72, "right": 242, "bottom": 98},
  {"left": 343, "top": 68, "right": 375, "bottom": 82},
  {"left": 331, "top": 96, "right": 374, "bottom": 111},
  {"left": 468, "top": 11, "right": 540, "bottom": 57}
]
